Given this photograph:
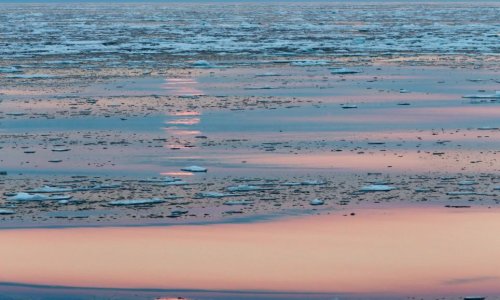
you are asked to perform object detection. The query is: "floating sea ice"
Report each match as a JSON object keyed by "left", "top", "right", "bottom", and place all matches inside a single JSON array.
[
  {"left": 227, "top": 185, "right": 267, "bottom": 192},
  {"left": 446, "top": 191, "right": 477, "bottom": 196},
  {"left": 477, "top": 126, "right": 499, "bottom": 131},
  {"left": 163, "top": 181, "right": 190, "bottom": 186},
  {"left": 493, "top": 186, "right": 500, "bottom": 191},
  {"left": 0, "top": 209, "right": 15, "bottom": 215},
  {"left": 191, "top": 60, "right": 212, "bottom": 68},
  {"left": 26, "top": 186, "right": 73, "bottom": 193},
  {"left": 6, "top": 112, "right": 27, "bottom": 116},
  {"left": 301, "top": 180, "right": 325, "bottom": 186},
  {"left": 8, "top": 192, "right": 72, "bottom": 201},
  {"left": 309, "top": 198, "right": 325, "bottom": 206},
  {"left": 181, "top": 166, "right": 207, "bottom": 172},
  {"left": 341, "top": 104, "right": 358, "bottom": 109},
  {"left": 223, "top": 200, "right": 254, "bottom": 206},
  {"left": 169, "top": 209, "right": 189, "bottom": 217},
  {"left": 359, "top": 185, "right": 396, "bottom": 192},
  {"left": 139, "top": 176, "right": 177, "bottom": 183},
  {"left": 197, "top": 192, "right": 229, "bottom": 198},
  {"left": 255, "top": 72, "right": 280, "bottom": 77},
  {"left": 462, "top": 91, "right": 500, "bottom": 99},
  {"left": 0, "top": 66, "right": 20, "bottom": 73},
  {"left": 290, "top": 60, "right": 329, "bottom": 66},
  {"left": 51, "top": 147, "right": 71, "bottom": 152},
  {"left": 330, "top": 68, "right": 361, "bottom": 74},
  {"left": 457, "top": 180, "right": 477, "bottom": 185},
  {"left": 109, "top": 198, "right": 165, "bottom": 206}
]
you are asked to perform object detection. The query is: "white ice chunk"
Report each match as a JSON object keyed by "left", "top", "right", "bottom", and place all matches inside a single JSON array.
[
  {"left": 8, "top": 192, "right": 72, "bottom": 201},
  {"left": 27, "top": 186, "right": 73, "bottom": 193},
  {"left": 0, "top": 209, "right": 15, "bottom": 215},
  {"left": 360, "top": 185, "right": 396, "bottom": 192},
  {"left": 223, "top": 199, "right": 254, "bottom": 206},
  {"left": 181, "top": 165, "right": 207, "bottom": 172},
  {"left": 309, "top": 198, "right": 325, "bottom": 206},
  {"left": 330, "top": 68, "right": 361, "bottom": 74}
]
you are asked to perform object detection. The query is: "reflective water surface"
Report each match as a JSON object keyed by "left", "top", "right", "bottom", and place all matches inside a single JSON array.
[{"left": 1, "top": 207, "right": 500, "bottom": 298}]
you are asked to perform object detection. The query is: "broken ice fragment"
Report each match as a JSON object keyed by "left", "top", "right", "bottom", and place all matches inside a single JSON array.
[
  {"left": 0, "top": 209, "right": 15, "bottom": 215},
  {"left": 223, "top": 200, "right": 254, "bottom": 206},
  {"left": 309, "top": 199, "right": 325, "bottom": 206},
  {"left": 330, "top": 68, "right": 360, "bottom": 74},
  {"left": 181, "top": 166, "right": 207, "bottom": 172},
  {"left": 227, "top": 185, "right": 268, "bottom": 192},
  {"left": 109, "top": 198, "right": 165, "bottom": 206},
  {"left": 359, "top": 185, "right": 396, "bottom": 192},
  {"left": 8, "top": 192, "right": 72, "bottom": 201},
  {"left": 26, "top": 186, "right": 73, "bottom": 193}
]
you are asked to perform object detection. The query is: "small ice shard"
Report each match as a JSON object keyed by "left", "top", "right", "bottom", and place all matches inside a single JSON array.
[
  {"left": 301, "top": 180, "right": 325, "bottom": 185},
  {"left": 51, "top": 147, "right": 71, "bottom": 152},
  {"left": 0, "top": 209, "right": 15, "bottom": 215},
  {"left": 223, "top": 199, "right": 254, "bottom": 206},
  {"left": 463, "top": 91, "right": 500, "bottom": 99},
  {"left": 399, "top": 89, "right": 410, "bottom": 93},
  {"left": 341, "top": 104, "right": 358, "bottom": 109},
  {"left": 359, "top": 185, "right": 396, "bottom": 192},
  {"left": 6, "top": 112, "right": 27, "bottom": 116},
  {"left": 197, "top": 192, "right": 228, "bottom": 198},
  {"left": 477, "top": 126, "right": 499, "bottom": 131},
  {"left": 463, "top": 296, "right": 485, "bottom": 300},
  {"left": 415, "top": 187, "right": 432, "bottom": 193},
  {"left": 330, "top": 68, "right": 360, "bottom": 74},
  {"left": 494, "top": 186, "right": 500, "bottom": 191},
  {"left": 446, "top": 191, "right": 477, "bottom": 196},
  {"left": 170, "top": 209, "right": 189, "bottom": 217},
  {"left": 227, "top": 185, "right": 267, "bottom": 192},
  {"left": 290, "top": 60, "right": 329, "bottom": 66},
  {"left": 163, "top": 180, "right": 189, "bottom": 186},
  {"left": 109, "top": 198, "right": 165, "bottom": 206},
  {"left": 27, "top": 186, "right": 73, "bottom": 193},
  {"left": 283, "top": 182, "right": 302, "bottom": 186},
  {"left": 8, "top": 192, "right": 72, "bottom": 201},
  {"left": 181, "top": 165, "right": 207, "bottom": 172},
  {"left": 139, "top": 176, "right": 177, "bottom": 183},
  {"left": 255, "top": 72, "right": 280, "bottom": 77},
  {"left": 58, "top": 200, "right": 69, "bottom": 204},
  {"left": 191, "top": 60, "right": 212, "bottom": 67},
  {"left": 309, "top": 198, "right": 325, "bottom": 206},
  {"left": 457, "top": 180, "right": 477, "bottom": 185}
]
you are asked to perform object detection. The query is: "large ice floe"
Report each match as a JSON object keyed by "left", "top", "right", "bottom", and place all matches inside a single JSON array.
[{"left": 8, "top": 192, "right": 72, "bottom": 201}]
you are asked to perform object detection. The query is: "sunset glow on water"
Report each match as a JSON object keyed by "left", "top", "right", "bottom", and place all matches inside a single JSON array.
[{"left": 2, "top": 207, "right": 500, "bottom": 297}]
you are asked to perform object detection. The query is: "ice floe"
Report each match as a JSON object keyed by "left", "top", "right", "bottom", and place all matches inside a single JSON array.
[
  {"left": 26, "top": 186, "right": 73, "bottom": 193},
  {"left": 8, "top": 192, "right": 72, "bottom": 201},
  {"left": 309, "top": 198, "right": 325, "bottom": 206},
  {"left": 223, "top": 199, "right": 254, "bottom": 206},
  {"left": 0, "top": 209, "right": 15, "bottom": 215},
  {"left": 227, "top": 185, "right": 269, "bottom": 192},
  {"left": 109, "top": 198, "right": 165, "bottom": 206},
  {"left": 330, "top": 68, "right": 361, "bottom": 74},
  {"left": 181, "top": 166, "right": 207, "bottom": 172},
  {"left": 359, "top": 185, "right": 396, "bottom": 192}
]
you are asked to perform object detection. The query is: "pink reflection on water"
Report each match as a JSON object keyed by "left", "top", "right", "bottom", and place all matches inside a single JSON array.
[
  {"left": 1, "top": 207, "right": 500, "bottom": 296},
  {"left": 165, "top": 118, "right": 200, "bottom": 125},
  {"left": 162, "top": 78, "right": 204, "bottom": 96}
]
